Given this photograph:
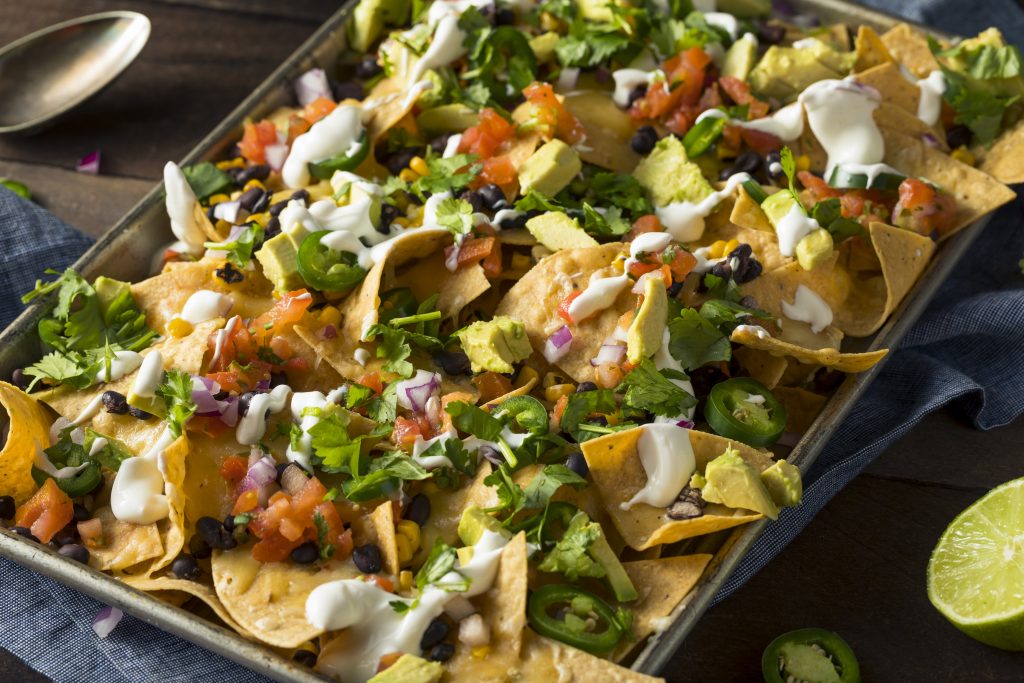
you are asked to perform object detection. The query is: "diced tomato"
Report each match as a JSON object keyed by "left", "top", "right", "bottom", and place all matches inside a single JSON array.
[
  {"left": 378, "top": 652, "right": 403, "bottom": 673},
  {"left": 475, "top": 155, "right": 518, "bottom": 195},
  {"left": 665, "top": 105, "right": 700, "bottom": 137},
  {"left": 523, "top": 82, "right": 586, "bottom": 144},
  {"left": 232, "top": 489, "right": 259, "bottom": 515},
  {"left": 253, "top": 290, "right": 313, "bottom": 346},
  {"left": 627, "top": 260, "right": 662, "bottom": 279},
  {"left": 551, "top": 394, "right": 569, "bottom": 429},
  {"left": 840, "top": 189, "right": 892, "bottom": 228},
  {"left": 219, "top": 455, "right": 248, "bottom": 483},
  {"left": 239, "top": 120, "right": 279, "bottom": 164},
  {"left": 472, "top": 372, "right": 514, "bottom": 404},
  {"left": 357, "top": 372, "right": 383, "bottom": 396},
  {"left": 665, "top": 248, "right": 697, "bottom": 281},
  {"left": 718, "top": 77, "right": 770, "bottom": 119},
  {"left": 392, "top": 417, "right": 423, "bottom": 451},
  {"left": 720, "top": 124, "right": 743, "bottom": 154},
  {"left": 739, "top": 127, "right": 783, "bottom": 155},
  {"left": 303, "top": 96, "right": 337, "bottom": 123},
  {"left": 459, "top": 108, "right": 516, "bottom": 158},
  {"left": 631, "top": 48, "right": 710, "bottom": 121},
  {"left": 891, "top": 177, "right": 957, "bottom": 238},
  {"left": 204, "top": 371, "right": 244, "bottom": 394},
  {"left": 481, "top": 238, "right": 503, "bottom": 279},
  {"left": 251, "top": 530, "right": 308, "bottom": 563},
  {"left": 245, "top": 476, "right": 347, "bottom": 563},
  {"left": 626, "top": 215, "right": 662, "bottom": 242},
  {"left": 365, "top": 575, "right": 395, "bottom": 592},
  {"left": 798, "top": 171, "right": 842, "bottom": 202},
  {"left": 15, "top": 479, "right": 73, "bottom": 544},
  {"left": 291, "top": 477, "right": 329, "bottom": 518},
  {"left": 452, "top": 236, "right": 496, "bottom": 269},
  {"left": 283, "top": 357, "right": 309, "bottom": 373},
  {"left": 287, "top": 114, "right": 312, "bottom": 144},
  {"left": 77, "top": 518, "right": 104, "bottom": 548},
  {"left": 557, "top": 290, "right": 582, "bottom": 324}
]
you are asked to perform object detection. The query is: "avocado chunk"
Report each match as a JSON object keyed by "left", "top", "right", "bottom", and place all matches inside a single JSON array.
[
  {"left": 256, "top": 231, "right": 305, "bottom": 293},
  {"left": 776, "top": 642, "right": 842, "bottom": 683},
  {"left": 416, "top": 104, "right": 480, "bottom": 136},
  {"left": 518, "top": 139, "right": 582, "bottom": 197},
  {"left": 576, "top": 0, "right": 626, "bottom": 22},
  {"left": 700, "top": 446, "right": 779, "bottom": 519},
  {"left": 349, "top": 0, "right": 410, "bottom": 53},
  {"left": 633, "top": 137, "right": 714, "bottom": 207},
  {"left": 761, "top": 190, "right": 800, "bottom": 230},
  {"left": 717, "top": 0, "right": 771, "bottom": 17},
  {"left": 722, "top": 33, "right": 759, "bottom": 81},
  {"left": 458, "top": 504, "right": 511, "bottom": 546},
  {"left": 526, "top": 212, "right": 598, "bottom": 252},
  {"left": 93, "top": 276, "right": 133, "bottom": 320},
  {"left": 795, "top": 228, "right": 834, "bottom": 271},
  {"left": 348, "top": 183, "right": 383, "bottom": 228},
  {"left": 749, "top": 42, "right": 855, "bottom": 101},
  {"left": 529, "top": 32, "right": 561, "bottom": 63},
  {"left": 455, "top": 316, "right": 533, "bottom": 374},
  {"left": 761, "top": 459, "right": 803, "bottom": 508},
  {"left": 367, "top": 654, "right": 443, "bottom": 683},
  {"left": 626, "top": 275, "right": 667, "bottom": 364}
]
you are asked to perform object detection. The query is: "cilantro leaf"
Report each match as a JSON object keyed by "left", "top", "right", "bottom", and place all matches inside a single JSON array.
[
  {"left": 181, "top": 162, "right": 235, "bottom": 200},
  {"left": 559, "top": 389, "right": 618, "bottom": 436},
  {"left": 410, "top": 152, "right": 481, "bottom": 199},
  {"left": 313, "top": 511, "right": 335, "bottom": 560},
  {"left": 342, "top": 452, "right": 431, "bottom": 502},
  {"left": 582, "top": 203, "right": 631, "bottom": 237},
  {"left": 522, "top": 464, "right": 586, "bottom": 511},
  {"left": 555, "top": 19, "right": 636, "bottom": 68},
  {"left": 445, "top": 401, "right": 503, "bottom": 441},
  {"left": 587, "top": 173, "right": 653, "bottom": 217},
  {"left": 484, "top": 463, "right": 525, "bottom": 515},
  {"left": 366, "top": 324, "right": 414, "bottom": 378},
  {"left": 810, "top": 198, "right": 867, "bottom": 242},
  {"left": 308, "top": 411, "right": 363, "bottom": 473},
  {"left": 416, "top": 539, "right": 468, "bottom": 592},
  {"left": 434, "top": 197, "right": 475, "bottom": 239},
  {"left": 420, "top": 437, "right": 477, "bottom": 477},
  {"left": 615, "top": 359, "right": 696, "bottom": 417},
  {"left": 702, "top": 273, "right": 742, "bottom": 302},
  {"left": 365, "top": 382, "right": 398, "bottom": 424},
  {"left": 157, "top": 370, "right": 197, "bottom": 438},
  {"left": 537, "top": 511, "right": 606, "bottom": 580},
  {"left": 459, "top": 12, "right": 538, "bottom": 106},
  {"left": 204, "top": 223, "right": 264, "bottom": 268},
  {"left": 667, "top": 309, "right": 731, "bottom": 370},
  {"left": 514, "top": 191, "right": 563, "bottom": 212},
  {"left": 698, "top": 299, "right": 772, "bottom": 332},
  {"left": 779, "top": 146, "right": 806, "bottom": 212}
]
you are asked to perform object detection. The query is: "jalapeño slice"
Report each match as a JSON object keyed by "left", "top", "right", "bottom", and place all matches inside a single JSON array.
[
  {"left": 742, "top": 179, "right": 770, "bottom": 205},
  {"left": 32, "top": 461, "right": 102, "bottom": 499},
  {"left": 296, "top": 230, "right": 367, "bottom": 292},
  {"left": 827, "top": 164, "right": 905, "bottom": 191},
  {"left": 493, "top": 395, "right": 548, "bottom": 433},
  {"left": 527, "top": 584, "right": 625, "bottom": 654},
  {"left": 762, "top": 628, "right": 860, "bottom": 683},
  {"left": 307, "top": 132, "right": 370, "bottom": 180},
  {"left": 683, "top": 115, "right": 727, "bottom": 158},
  {"left": 704, "top": 377, "right": 786, "bottom": 447}
]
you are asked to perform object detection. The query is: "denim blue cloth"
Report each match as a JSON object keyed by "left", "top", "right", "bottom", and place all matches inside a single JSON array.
[{"left": 3, "top": 0, "right": 1024, "bottom": 681}]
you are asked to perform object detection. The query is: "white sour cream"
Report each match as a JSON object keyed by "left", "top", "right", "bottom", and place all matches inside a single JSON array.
[
  {"left": 704, "top": 12, "right": 739, "bottom": 40},
  {"left": 411, "top": 15, "right": 467, "bottom": 83},
  {"left": 236, "top": 385, "right": 293, "bottom": 446},
  {"left": 800, "top": 79, "right": 884, "bottom": 178},
  {"left": 775, "top": 203, "right": 821, "bottom": 257},
  {"left": 622, "top": 423, "right": 696, "bottom": 510},
  {"left": 131, "top": 350, "right": 165, "bottom": 399},
  {"left": 209, "top": 316, "right": 240, "bottom": 369},
  {"left": 916, "top": 71, "right": 947, "bottom": 127},
  {"left": 611, "top": 69, "right": 664, "bottom": 108},
  {"left": 412, "top": 428, "right": 459, "bottom": 470},
  {"left": 781, "top": 284, "right": 833, "bottom": 333},
  {"left": 655, "top": 172, "right": 752, "bottom": 242},
  {"left": 95, "top": 350, "right": 143, "bottom": 384},
  {"left": 178, "top": 290, "right": 232, "bottom": 324},
  {"left": 163, "top": 161, "right": 207, "bottom": 255},
  {"left": 285, "top": 387, "right": 347, "bottom": 470},
  {"left": 110, "top": 427, "right": 176, "bottom": 525},
  {"left": 283, "top": 105, "right": 364, "bottom": 188}
]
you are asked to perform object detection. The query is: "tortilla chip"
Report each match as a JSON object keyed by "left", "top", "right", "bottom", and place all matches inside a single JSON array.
[
  {"left": 853, "top": 25, "right": 895, "bottom": 72},
  {"left": 438, "top": 263, "right": 492, "bottom": 320},
  {"left": 880, "top": 23, "right": 941, "bottom": 78},
  {"left": 482, "top": 375, "right": 540, "bottom": 408},
  {"left": 978, "top": 117, "right": 1024, "bottom": 184},
  {"left": 518, "top": 630, "right": 663, "bottom": 682},
  {"left": 0, "top": 383, "right": 53, "bottom": 504},
  {"left": 833, "top": 222, "right": 936, "bottom": 336},
  {"left": 739, "top": 258, "right": 851, "bottom": 321},
  {"left": 563, "top": 91, "right": 641, "bottom": 174},
  {"left": 730, "top": 326, "right": 887, "bottom": 373},
  {"left": 772, "top": 386, "right": 829, "bottom": 434},
  {"left": 211, "top": 546, "right": 359, "bottom": 647},
  {"left": 293, "top": 325, "right": 384, "bottom": 382},
  {"left": 423, "top": 464, "right": 498, "bottom": 550},
  {"left": 729, "top": 186, "right": 773, "bottom": 233},
  {"left": 495, "top": 243, "right": 629, "bottom": 383},
  {"left": 122, "top": 574, "right": 253, "bottom": 637},
  {"left": 89, "top": 506, "right": 165, "bottom": 571},
  {"left": 701, "top": 204, "right": 789, "bottom": 273},
  {"left": 581, "top": 427, "right": 769, "bottom": 550},
  {"left": 733, "top": 347, "right": 788, "bottom": 389},
  {"left": 368, "top": 500, "right": 401, "bottom": 576}
]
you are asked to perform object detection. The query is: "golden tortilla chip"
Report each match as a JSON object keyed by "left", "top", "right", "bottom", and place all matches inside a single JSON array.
[
  {"left": 0, "top": 382, "right": 53, "bottom": 504},
  {"left": 880, "top": 23, "right": 941, "bottom": 77},
  {"left": 853, "top": 25, "right": 895, "bottom": 72},
  {"left": 211, "top": 546, "right": 359, "bottom": 647},
  {"left": 978, "top": 117, "right": 1024, "bottom": 184},
  {"left": 438, "top": 263, "right": 492, "bottom": 320},
  {"left": 518, "top": 630, "right": 664, "bottom": 682},
  {"left": 733, "top": 347, "right": 789, "bottom": 389},
  {"left": 739, "top": 258, "right": 851, "bottom": 321},
  {"left": 729, "top": 186, "right": 773, "bottom": 233},
  {"left": 772, "top": 386, "right": 829, "bottom": 434},
  {"left": 292, "top": 325, "right": 385, "bottom": 383},
  {"left": 495, "top": 243, "right": 629, "bottom": 383},
  {"left": 701, "top": 204, "right": 789, "bottom": 273},
  {"left": 581, "top": 427, "right": 770, "bottom": 550},
  {"left": 122, "top": 575, "right": 253, "bottom": 637},
  {"left": 89, "top": 506, "right": 165, "bottom": 571},
  {"left": 730, "top": 326, "right": 887, "bottom": 373},
  {"left": 368, "top": 500, "right": 401, "bottom": 576},
  {"left": 422, "top": 465, "right": 498, "bottom": 550},
  {"left": 563, "top": 91, "right": 642, "bottom": 174}
]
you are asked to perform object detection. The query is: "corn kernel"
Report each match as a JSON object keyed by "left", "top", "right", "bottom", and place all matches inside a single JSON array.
[
  {"left": 216, "top": 157, "right": 245, "bottom": 170},
  {"left": 542, "top": 371, "right": 568, "bottom": 389},
  {"left": 722, "top": 239, "right": 740, "bottom": 256},
  {"left": 243, "top": 179, "right": 265, "bottom": 191},
  {"left": 396, "top": 519, "right": 421, "bottom": 553},
  {"left": 409, "top": 156, "right": 430, "bottom": 176},
  {"left": 208, "top": 193, "right": 230, "bottom": 206},
  {"left": 471, "top": 646, "right": 491, "bottom": 659},
  {"left": 399, "top": 168, "right": 419, "bottom": 183},
  {"left": 167, "top": 318, "right": 193, "bottom": 338},
  {"left": 796, "top": 155, "right": 811, "bottom": 172},
  {"left": 539, "top": 11, "right": 560, "bottom": 31},
  {"left": 545, "top": 384, "right": 576, "bottom": 402},
  {"left": 215, "top": 219, "right": 232, "bottom": 233},
  {"left": 707, "top": 240, "right": 728, "bottom": 259},
  {"left": 393, "top": 217, "right": 410, "bottom": 227},
  {"left": 396, "top": 535, "right": 413, "bottom": 565},
  {"left": 248, "top": 212, "right": 269, "bottom": 227},
  {"left": 510, "top": 253, "right": 532, "bottom": 271},
  {"left": 399, "top": 570, "right": 414, "bottom": 591},
  {"left": 611, "top": 254, "right": 627, "bottom": 273},
  {"left": 951, "top": 146, "right": 976, "bottom": 166},
  {"left": 318, "top": 305, "right": 342, "bottom": 327},
  {"left": 296, "top": 641, "right": 318, "bottom": 656},
  {"left": 515, "top": 366, "right": 538, "bottom": 390}
]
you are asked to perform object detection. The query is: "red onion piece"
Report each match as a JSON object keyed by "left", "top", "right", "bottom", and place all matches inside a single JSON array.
[
  {"left": 676, "top": 419, "right": 695, "bottom": 429},
  {"left": 92, "top": 606, "right": 123, "bottom": 638},
  {"left": 590, "top": 343, "right": 625, "bottom": 366},
  {"left": 543, "top": 325, "right": 573, "bottom": 364},
  {"left": 219, "top": 396, "right": 239, "bottom": 427},
  {"left": 238, "top": 454, "right": 278, "bottom": 494},
  {"left": 264, "top": 143, "right": 289, "bottom": 172},
  {"left": 317, "top": 324, "right": 337, "bottom": 340},
  {"left": 921, "top": 133, "right": 940, "bottom": 148},
  {"left": 191, "top": 376, "right": 225, "bottom": 416},
  {"left": 295, "top": 68, "right": 332, "bottom": 107},
  {"left": 279, "top": 463, "right": 309, "bottom": 495},
  {"left": 77, "top": 150, "right": 101, "bottom": 175},
  {"left": 396, "top": 370, "right": 441, "bottom": 413}
]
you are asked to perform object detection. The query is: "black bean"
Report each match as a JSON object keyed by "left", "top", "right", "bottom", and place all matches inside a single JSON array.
[
  {"left": 709, "top": 260, "right": 733, "bottom": 280},
  {"left": 946, "top": 124, "right": 971, "bottom": 150},
  {"left": 352, "top": 544, "right": 383, "bottom": 574},
  {"left": 11, "top": 526, "right": 38, "bottom": 542},
  {"left": 728, "top": 243, "right": 752, "bottom": 260},
  {"left": 459, "top": 189, "right": 487, "bottom": 213},
  {"left": 427, "top": 643, "right": 455, "bottom": 663},
  {"left": 0, "top": 495, "right": 14, "bottom": 521},
  {"left": 269, "top": 200, "right": 289, "bottom": 216},
  {"left": 189, "top": 533, "right": 212, "bottom": 560},
  {"left": 171, "top": 554, "right": 202, "bottom": 580},
  {"left": 128, "top": 406, "right": 153, "bottom": 420},
  {"left": 429, "top": 135, "right": 451, "bottom": 155},
  {"left": 291, "top": 541, "right": 319, "bottom": 564},
  {"left": 264, "top": 216, "right": 282, "bottom": 239},
  {"left": 420, "top": 618, "right": 449, "bottom": 650},
  {"left": 237, "top": 391, "right": 257, "bottom": 418},
  {"left": 733, "top": 150, "right": 763, "bottom": 175},
  {"left": 238, "top": 187, "right": 267, "bottom": 213},
  {"left": 379, "top": 203, "right": 400, "bottom": 234},
  {"left": 102, "top": 391, "right": 129, "bottom": 415},
  {"left": 270, "top": 372, "right": 289, "bottom": 389},
  {"left": 478, "top": 444, "right": 504, "bottom": 467},
  {"left": 494, "top": 6, "right": 515, "bottom": 25},
  {"left": 756, "top": 22, "right": 786, "bottom": 45},
  {"left": 667, "top": 281, "right": 684, "bottom": 298},
  {"left": 403, "top": 493, "right": 431, "bottom": 527},
  {"left": 384, "top": 148, "right": 417, "bottom": 176},
  {"left": 290, "top": 189, "right": 310, "bottom": 206},
  {"left": 215, "top": 262, "right": 245, "bottom": 284},
  {"left": 433, "top": 350, "right": 472, "bottom": 376},
  {"left": 565, "top": 452, "right": 589, "bottom": 478},
  {"left": 237, "top": 164, "right": 271, "bottom": 185},
  {"left": 627, "top": 84, "right": 647, "bottom": 107},
  {"left": 52, "top": 523, "right": 78, "bottom": 547},
  {"left": 355, "top": 54, "right": 383, "bottom": 80},
  {"left": 477, "top": 183, "right": 508, "bottom": 212},
  {"left": 630, "top": 125, "right": 659, "bottom": 155},
  {"left": 10, "top": 369, "right": 28, "bottom": 391},
  {"left": 576, "top": 381, "right": 598, "bottom": 393},
  {"left": 196, "top": 516, "right": 237, "bottom": 551},
  {"left": 332, "top": 79, "right": 364, "bottom": 102},
  {"left": 207, "top": 206, "right": 219, "bottom": 224},
  {"left": 293, "top": 649, "right": 319, "bottom": 667},
  {"left": 500, "top": 212, "right": 529, "bottom": 230},
  {"left": 58, "top": 543, "right": 90, "bottom": 564}
]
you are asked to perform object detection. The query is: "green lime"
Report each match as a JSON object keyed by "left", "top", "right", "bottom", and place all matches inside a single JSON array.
[{"left": 927, "top": 476, "right": 1024, "bottom": 650}]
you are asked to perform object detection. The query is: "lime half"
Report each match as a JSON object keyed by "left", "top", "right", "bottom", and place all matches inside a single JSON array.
[{"left": 927, "top": 477, "right": 1024, "bottom": 650}]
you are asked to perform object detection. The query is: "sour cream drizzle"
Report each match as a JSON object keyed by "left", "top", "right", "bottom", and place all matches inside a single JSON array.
[
  {"left": 95, "top": 350, "right": 143, "bottom": 384},
  {"left": 282, "top": 105, "right": 364, "bottom": 188},
  {"left": 209, "top": 316, "right": 240, "bottom": 369},
  {"left": 178, "top": 290, "right": 232, "bottom": 325},
  {"left": 286, "top": 387, "right": 347, "bottom": 471},
  {"left": 163, "top": 161, "right": 207, "bottom": 255},
  {"left": 110, "top": 427, "right": 176, "bottom": 525},
  {"left": 775, "top": 203, "right": 821, "bottom": 257},
  {"left": 899, "top": 65, "right": 947, "bottom": 126},
  {"left": 132, "top": 350, "right": 165, "bottom": 399},
  {"left": 308, "top": 529, "right": 510, "bottom": 683},
  {"left": 411, "top": 14, "right": 467, "bottom": 82},
  {"left": 236, "top": 385, "right": 293, "bottom": 446},
  {"left": 622, "top": 423, "right": 697, "bottom": 510},
  {"left": 781, "top": 284, "right": 833, "bottom": 333},
  {"left": 655, "top": 172, "right": 752, "bottom": 243}
]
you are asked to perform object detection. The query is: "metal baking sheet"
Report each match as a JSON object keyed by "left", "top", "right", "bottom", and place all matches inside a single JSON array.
[{"left": 0, "top": 2, "right": 975, "bottom": 681}]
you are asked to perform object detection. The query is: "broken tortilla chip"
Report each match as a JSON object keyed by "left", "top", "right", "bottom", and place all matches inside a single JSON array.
[
  {"left": 853, "top": 24, "right": 895, "bottom": 72},
  {"left": 978, "top": 118, "right": 1024, "bottom": 184},
  {"left": 368, "top": 500, "right": 401, "bottom": 576},
  {"left": 729, "top": 186, "right": 773, "bottom": 233},
  {"left": 89, "top": 505, "right": 165, "bottom": 571},
  {"left": 880, "top": 23, "right": 941, "bottom": 77},
  {"left": 0, "top": 382, "right": 53, "bottom": 504},
  {"left": 562, "top": 91, "right": 642, "bottom": 174},
  {"left": 122, "top": 574, "right": 253, "bottom": 637},
  {"left": 772, "top": 386, "right": 829, "bottom": 434},
  {"left": 733, "top": 346, "right": 789, "bottom": 389},
  {"left": 730, "top": 326, "right": 887, "bottom": 373},
  {"left": 438, "top": 263, "right": 492, "bottom": 321},
  {"left": 519, "top": 630, "right": 664, "bottom": 682}
]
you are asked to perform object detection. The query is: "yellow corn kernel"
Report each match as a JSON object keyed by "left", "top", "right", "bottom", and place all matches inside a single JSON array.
[
  {"left": 208, "top": 193, "right": 230, "bottom": 206},
  {"left": 396, "top": 519, "right": 422, "bottom": 553},
  {"left": 409, "top": 156, "right": 430, "bottom": 176},
  {"left": 393, "top": 217, "right": 410, "bottom": 227},
  {"left": 318, "top": 305, "right": 342, "bottom": 327},
  {"left": 542, "top": 371, "right": 568, "bottom": 389},
  {"left": 545, "top": 384, "right": 576, "bottom": 402},
  {"left": 167, "top": 318, "right": 193, "bottom": 338},
  {"left": 722, "top": 238, "right": 740, "bottom": 256},
  {"left": 399, "top": 168, "right": 419, "bottom": 183},
  {"left": 605, "top": 412, "right": 620, "bottom": 426},
  {"left": 796, "top": 155, "right": 811, "bottom": 172},
  {"left": 295, "top": 641, "right": 319, "bottom": 656},
  {"left": 216, "top": 157, "right": 245, "bottom": 170},
  {"left": 399, "top": 570, "right": 414, "bottom": 591},
  {"left": 510, "top": 253, "right": 532, "bottom": 271},
  {"left": 215, "top": 219, "right": 233, "bottom": 233},
  {"left": 707, "top": 240, "right": 728, "bottom": 259},
  {"left": 243, "top": 179, "right": 266, "bottom": 192},
  {"left": 951, "top": 146, "right": 976, "bottom": 166},
  {"left": 611, "top": 254, "right": 627, "bottom": 274},
  {"left": 471, "top": 646, "right": 491, "bottom": 659},
  {"left": 396, "top": 535, "right": 413, "bottom": 565},
  {"left": 247, "top": 212, "right": 269, "bottom": 227},
  {"left": 515, "top": 365, "right": 538, "bottom": 390}
]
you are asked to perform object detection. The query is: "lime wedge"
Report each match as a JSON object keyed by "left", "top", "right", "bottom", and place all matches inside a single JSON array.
[{"left": 927, "top": 477, "right": 1024, "bottom": 651}]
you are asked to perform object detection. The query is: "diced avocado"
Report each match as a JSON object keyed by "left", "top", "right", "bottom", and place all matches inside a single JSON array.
[
  {"left": 416, "top": 104, "right": 480, "bottom": 136},
  {"left": 349, "top": 0, "right": 410, "bottom": 53},
  {"left": 458, "top": 504, "right": 511, "bottom": 546},
  {"left": 803, "top": 38, "right": 857, "bottom": 74},
  {"left": 126, "top": 392, "right": 166, "bottom": 419},
  {"left": 716, "top": 0, "right": 771, "bottom": 17},
  {"left": 776, "top": 643, "right": 842, "bottom": 683},
  {"left": 367, "top": 654, "right": 443, "bottom": 683},
  {"left": 93, "top": 276, "right": 133, "bottom": 320},
  {"left": 518, "top": 139, "right": 582, "bottom": 197},
  {"left": 701, "top": 446, "right": 779, "bottom": 520},
  {"left": 626, "top": 275, "right": 667, "bottom": 364},
  {"left": 256, "top": 231, "right": 305, "bottom": 292},
  {"left": 761, "top": 190, "right": 800, "bottom": 230},
  {"left": 576, "top": 0, "right": 625, "bottom": 22},
  {"left": 585, "top": 517, "right": 639, "bottom": 602},
  {"left": 633, "top": 136, "right": 714, "bottom": 207},
  {"left": 760, "top": 459, "right": 803, "bottom": 508},
  {"left": 722, "top": 33, "right": 759, "bottom": 81},
  {"left": 529, "top": 32, "right": 561, "bottom": 63},
  {"left": 525, "top": 212, "right": 598, "bottom": 252},
  {"left": 749, "top": 43, "right": 852, "bottom": 101},
  {"left": 689, "top": 472, "right": 707, "bottom": 489},
  {"left": 455, "top": 316, "right": 533, "bottom": 374},
  {"left": 944, "top": 29, "right": 1024, "bottom": 99},
  {"left": 795, "top": 228, "right": 834, "bottom": 271}
]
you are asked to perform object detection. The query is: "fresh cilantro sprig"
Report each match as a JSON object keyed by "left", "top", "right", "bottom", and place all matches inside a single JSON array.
[
  {"left": 181, "top": 162, "right": 235, "bottom": 200},
  {"left": 615, "top": 359, "right": 696, "bottom": 418},
  {"left": 459, "top": 8, "right": 537, "bottom": 106},
  {"left": 204, "top": 223, "right": 265, "bottom": 268},
  {"left": 157, "top": 371, "right": 198, "bottom": 438},
  {"left": 536, "top": 510, "right": 606, "bottom": 580},
  {"left": 667, "top": 309, "right": 731, "bottom": 371},
  {"left": 779, "top": 147, "right": 806, "bottom": 213},
  {"left": 409, "top": 153, "right": 482, "bottom": 199},
  {"left": 435, "top": 197, "right": 475, "bottom": 240}
]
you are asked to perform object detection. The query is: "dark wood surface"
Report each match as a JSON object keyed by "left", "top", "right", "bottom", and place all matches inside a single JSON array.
[{"left": 1, "top": 2, "right": 1022, "bottom": 681}]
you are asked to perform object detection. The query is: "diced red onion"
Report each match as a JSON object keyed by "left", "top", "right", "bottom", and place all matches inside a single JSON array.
[
  {"left": 238, "top": 454, "right": 278, "bottom": 494},
  {"left": 77, "top": 150, "right": 101, "bottom": 175},
  {"left": 295, "top": 68, "right": 332, "bottom": 107},
  {"left": 218, "top": 396, "right": 239, "bottom": 427},
  {"left": 396, "top": 370, "right": 441, "bottom": 413},
  {"left": 556, "top": 67, "right": 580, "bottom": 92},
  {"left": 191, "top": 376, "right": 225, "bottom": 416},
  {"left": 92, "top": 606, "right": 123, "bottom": 638},
  {"left": 264, "top": 143, "right": 289, "bottom": 172},
  {"left": 590, "top": 344, "right": 626, "bottom": 367},
  {"left": 213, "top": 200, "right": 243, "bottom": 224},
  {"left": 256, "top": 379, "right": 272, "bottom": 392},
  {"left": 279, "top": 463, "right": 309, "bottom": 495},
  {"left": 676, "top": 419, "right": 695, "bottom": 429},
  {"left": 317, "top": 324, "right": 337, "bottom": 340},
  {"left": 543, "top": 326, "right": 573, "bottom": 364}
]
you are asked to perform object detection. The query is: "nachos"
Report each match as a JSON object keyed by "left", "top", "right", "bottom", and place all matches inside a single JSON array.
[{"left": 1, "top": 0, "right": 1017, "bottom": 681}]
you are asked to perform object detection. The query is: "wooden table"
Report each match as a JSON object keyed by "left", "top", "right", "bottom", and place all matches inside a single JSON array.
[{"left": 1, "top": 2, "right": 1022, "bottom": 681}]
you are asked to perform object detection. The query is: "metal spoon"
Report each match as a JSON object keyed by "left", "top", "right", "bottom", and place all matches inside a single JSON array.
[{"left": 0, "top": 11, "right": 150, "bottom": 135}]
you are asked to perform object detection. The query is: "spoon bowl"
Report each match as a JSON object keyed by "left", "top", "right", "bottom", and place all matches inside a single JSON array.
[{"left": 0, "top": 11, "right": 151, "bottom": 135}]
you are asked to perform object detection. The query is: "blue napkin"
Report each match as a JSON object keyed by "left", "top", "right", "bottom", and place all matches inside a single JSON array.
[{"left": 3, "top": 0, "right": 1024, "bottom": 679}]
